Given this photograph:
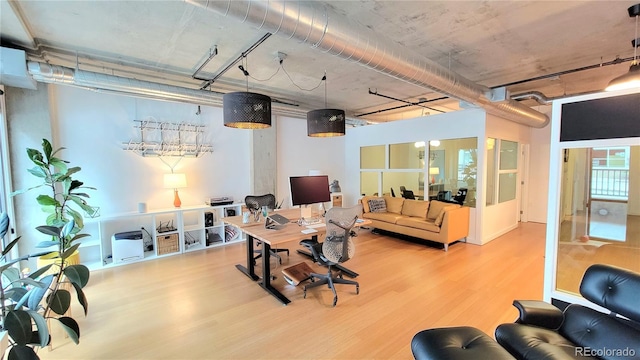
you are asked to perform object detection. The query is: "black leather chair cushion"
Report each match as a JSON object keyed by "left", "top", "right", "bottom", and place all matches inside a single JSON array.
[
  {"left": 495, "top": 323, "right": 597, "bottom": 360},
  {"left": 412, "top": 326, "right": 514, "bottom": 360},
  {"left": 579, "top": 264, "right": 640, "bottom": 323},
  {"left": 560, "top": 304, "right": 640, "bottom": 359}
]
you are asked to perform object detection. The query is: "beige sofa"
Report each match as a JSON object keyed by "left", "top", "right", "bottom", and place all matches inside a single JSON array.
[{"left": 360, "top": 196, "right": 470, "bottom": 251}]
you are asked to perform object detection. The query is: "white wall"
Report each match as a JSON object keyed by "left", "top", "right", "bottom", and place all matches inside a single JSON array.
[
  {"left": 7, "top": 84, "right": 256, "bottom": 262},
  {"left": 50, "top": 86, "right": 253, "bottom": 215},
  {"left": 528, "top": 115, "right": 551, "bottom": 223},
  {"left": 482, "top": 114, "right": 535, "bottom": 242},
  {"left": 276, "top": 116, "right": 345, "bottom": 208}
]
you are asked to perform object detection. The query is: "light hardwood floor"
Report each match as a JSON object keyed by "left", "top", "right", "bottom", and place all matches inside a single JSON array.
[{"left": 39, "top": 222, "right": 546, "bottom": 360}]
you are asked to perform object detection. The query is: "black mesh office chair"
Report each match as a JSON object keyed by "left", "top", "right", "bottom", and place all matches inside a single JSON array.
[
  {"left": 402, "top": 189, "right": 416, "bottom": 199},
  {"left": 300, "top": 204, "right": 362, "bottom": 306},
  {"left": 451, "top": 188, "right": 467, "bottom": 205},
  {"left": 244, "top": 194, "right": 289, "bottom": 264}
]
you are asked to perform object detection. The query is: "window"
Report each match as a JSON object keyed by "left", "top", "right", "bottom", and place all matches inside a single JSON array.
[{"left": 486, "top": 139, "right": 519, "bottom": 205}]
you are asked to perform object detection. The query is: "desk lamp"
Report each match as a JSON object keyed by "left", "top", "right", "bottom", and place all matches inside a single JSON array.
[{"left": 164, "top": 173, "right": 187, "bottom": 208}]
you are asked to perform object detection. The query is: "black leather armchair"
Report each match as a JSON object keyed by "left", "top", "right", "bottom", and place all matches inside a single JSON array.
[
  {"left": 411, "top": 264, "right": 640, "bottom": 360},
  {"left": 495, "top": 264, "right": 640, "bottom": 360}
]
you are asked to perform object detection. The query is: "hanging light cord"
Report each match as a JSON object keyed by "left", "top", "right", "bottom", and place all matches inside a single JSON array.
[
  {"left": 634, "top": 13, "right": 638, "bottom": 65},
  {"left": 323, "top": 72, "right": 328, "bottom": 107},
  {"left": 245, "top": 55, "right": 324, "bottom": 91}
]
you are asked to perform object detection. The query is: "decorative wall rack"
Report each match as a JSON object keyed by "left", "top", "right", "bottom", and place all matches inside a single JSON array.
[{"left": 123, "top": 119, "right": 213, "bottom": 157}]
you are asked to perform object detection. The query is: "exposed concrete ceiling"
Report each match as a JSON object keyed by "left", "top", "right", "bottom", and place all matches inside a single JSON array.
[{"left": 1, "top": 0, "right": 637, "bottom": 124}]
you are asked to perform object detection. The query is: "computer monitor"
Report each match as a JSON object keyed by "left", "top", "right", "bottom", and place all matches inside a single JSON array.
[{"left": 289, "top": 175, "right": 331, "bottom": 206}]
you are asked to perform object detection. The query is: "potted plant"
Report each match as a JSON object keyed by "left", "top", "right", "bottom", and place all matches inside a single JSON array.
[
  {"left": 12, "top": 138, "right": 96, "bottom": 266},
  {"left": 0, "top": 212, "right": 90, "bottom": 359}
]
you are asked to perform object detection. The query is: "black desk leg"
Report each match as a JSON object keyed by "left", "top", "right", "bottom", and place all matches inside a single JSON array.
[
  {"left": 236, "top": 234, "right": 259, "bottom": 281},
  {"left": 260, "top": 242, "right": 291, "bottom": 305}
]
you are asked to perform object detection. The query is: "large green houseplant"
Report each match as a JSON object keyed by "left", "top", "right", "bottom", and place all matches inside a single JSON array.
[
  {"left": 0, "top": 212, "right": 90, "bottom": 359},
  {"left": 12, "top": 138, "right": 97, "bottom": 254}
]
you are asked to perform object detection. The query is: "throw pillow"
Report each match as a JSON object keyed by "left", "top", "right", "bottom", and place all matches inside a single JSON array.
[
  {"left": 427, "top": 200, "right": 448, "bottom": 220},
  {"left": 384, "top": 196, "right": 405, "bottom": 214},
  {"left": 434, "top": 204, "right": 461, "bottom": 226},
  {"left": 368, "top": 198, "right": 387, "bottom": 213},
  {"left": 401, "top": 199, "right": 429, "bottom": 218}
]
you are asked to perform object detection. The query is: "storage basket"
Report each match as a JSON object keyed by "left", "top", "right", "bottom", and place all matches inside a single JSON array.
[{"left": 157, "top": 233, "right": 179, "bottom": 255}]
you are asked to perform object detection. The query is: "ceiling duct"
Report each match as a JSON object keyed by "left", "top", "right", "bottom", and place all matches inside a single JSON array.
[
  {"left": 185, "top": 0, "right": 549, "bottom": 128},
  {"left": 26, "top": 61, "right": 308, "bottom": 119}
]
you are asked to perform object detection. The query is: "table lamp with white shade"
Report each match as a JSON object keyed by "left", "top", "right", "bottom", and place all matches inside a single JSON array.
[
  {"left": 164, "top": 173, "right": 187, "bottom": 208},
  {"left": 429, "top": 167, "right": 440, "bottom": 184}
]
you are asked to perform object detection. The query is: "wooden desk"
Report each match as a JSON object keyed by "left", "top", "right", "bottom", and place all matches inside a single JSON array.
[
  {"left": 224, "top": 208, "right": 369, "bottom": 305},
  {"left": 224, "top": 209, "right": 318, "bottom": 305}
]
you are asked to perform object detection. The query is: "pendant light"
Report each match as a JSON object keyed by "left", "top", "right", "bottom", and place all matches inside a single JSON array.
[
  {"left": 606, "top": 4, "right": 640, "bottom": 91},
  {"left": 223, "top": 61, "right": 272, "bottom": 129},
  {"left": 307, "top": 73, "right": 345, "bottom": 137}
]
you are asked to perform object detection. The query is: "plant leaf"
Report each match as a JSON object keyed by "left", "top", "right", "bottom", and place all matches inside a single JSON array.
[
  {"left": 47, "top": 289, "right": 71, "bottom": 315},
  {"left": 41, "top": 139, "right": 53, "bottom": 161},
  {"left": 61, "top": 243, "right": 80, "bottom": 260},
  {"left": 0, "top": 212, "right": 9, "bottom": 239},
  {"left": 26, "top": 147, "right": 44, "bottom": 166},
  {"left": 27, "top": 310, "right": 49, "bottom": 347},
  {"left": 26, "top": 274, "right": 53, "bottom": 310},
  {"left": 61, "top": 219, "right": 75, "bottom": 238},
  {"left": 64, "top": 264, "right": 90, "bottom": 288},
  {"left": 69, "top": 179, "right": 84, "bottom": 192},
  {"left": 70, "top": 281, "right": 89, "bottom": 316},
  {"left": 55, "top": 316, "right": 80, "bottom": 344},
  {"left": 70, "top": 233, "right": 91, "bottom": 243},
  {"left": 8, "top": 345, "right": 39, "bottom": 360},
  {"left": 36, "top": 225, "right": 61, "bottom": 237},
  {"left": 5, "top": 287, "right": 28, "bottom": 302},
  {"left": 2, "top": 236, "right": 21, "bottom": 257},
  {"left": 36, "top": 240, "right": 60, "bottom": 248},
  {"left": 5, "top": 310, "right": 32, "bottom": 346},
  {"left": 29, "top": 263, "right": 53, "bottom": 279},
  {"left": 36, "top": 195, "right": 58, "bottom": 207},
  {"left": 27, "top": 166, "right": 47, "bottom": 178},
  {"left": 49, "top": 158, "right": 68, "bottom": 173}
]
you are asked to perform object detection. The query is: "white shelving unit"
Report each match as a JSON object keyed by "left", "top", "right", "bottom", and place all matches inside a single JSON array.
[{"left": 79, "top": 203, "right": 244, "bottom": 270}]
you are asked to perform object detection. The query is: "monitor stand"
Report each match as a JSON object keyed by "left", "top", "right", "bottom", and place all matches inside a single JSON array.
[{"left": 300, "top": 205, "right": 312, "bottom": 219}]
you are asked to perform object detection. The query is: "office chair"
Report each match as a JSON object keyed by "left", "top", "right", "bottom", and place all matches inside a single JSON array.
[
  {"left": 300, "top": 204, "right": 362, "bottom": 306},
  {"left": 402, "top": 190, "right": 415, "bottom": 199},
  {"left": 399, "top": 185, "right": 406, "bottom": 192},
  {"left": 390, "top": 188, "right": 396, "bottom": 197},
  {"left": 244, "top": 194, "right": 289, "bottom": 264},
  {"left": 451, "top": 188, "right": 467, "bottom": 205}
]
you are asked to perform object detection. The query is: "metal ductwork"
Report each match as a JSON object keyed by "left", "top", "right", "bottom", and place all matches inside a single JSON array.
[
  {"left": 26, "top": 61, "right": 310, "bottom": 119},
  {"left": 185, "top": 0, "right": 549, "bottom": 128}
]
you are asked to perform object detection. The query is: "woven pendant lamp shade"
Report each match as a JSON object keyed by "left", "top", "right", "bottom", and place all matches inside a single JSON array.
[
  {"left": 307, "top": 108, "right": 346, "bottom": 137},
  {"left": 223, "top": 92, "right": 272, "bottom": 129}
]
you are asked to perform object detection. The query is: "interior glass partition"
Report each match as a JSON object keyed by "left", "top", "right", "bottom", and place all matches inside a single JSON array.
[
  {"left": 429, "top": 137, "right": 477, "bottom": 207},
  {"left": 556, "top": 145, "right": 639, "bottom": 295},
  {"left": 359, "top": 138, "right": 477, "bottom": 206}
]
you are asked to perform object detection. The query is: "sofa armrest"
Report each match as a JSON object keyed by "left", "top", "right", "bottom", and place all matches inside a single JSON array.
[
  {"left": 440, "top": 206, "right": 469, "bottom": 242},
  {"left": 513, "top": 300, "right": 563, "bottom": 329}
]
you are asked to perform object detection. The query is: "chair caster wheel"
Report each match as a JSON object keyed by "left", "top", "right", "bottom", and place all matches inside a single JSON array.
[{"left": 356, "top": 286, "right": 359, "bottom": 295}]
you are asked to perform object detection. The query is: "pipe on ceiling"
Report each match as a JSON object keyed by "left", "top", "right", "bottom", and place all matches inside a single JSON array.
[
  {"left": 185, "top": 0, "right": 549, "bottom": 128},
  {"left": 26, "top": 61, "right": 310, "bottom": 119}
]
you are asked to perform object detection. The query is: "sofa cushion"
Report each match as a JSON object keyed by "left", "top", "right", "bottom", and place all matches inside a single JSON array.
[
  {"left": 396, "top": 217, "right": 441, "bottom": 232},
  {"left": 427, "top": 200, "right": 449, "bottom": 220},
  {"left": 384, "top": 196, "right": 405, "bottom": 214},
  {"left": 368, "top": 198, "right": 387, "bottom": 213},
  {"left": 363, "top": 212, "right": 404, "bottom": 223},
  {"left": 401, "top": 199, "right": 429, "bottom": 219},
  {"left": 434, "top": 204, "right": 461, "bottom": 226}
]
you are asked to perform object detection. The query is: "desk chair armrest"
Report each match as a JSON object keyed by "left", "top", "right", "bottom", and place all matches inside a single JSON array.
[{"left": 513, "top": 300, "right": 564, "bottom": 329}]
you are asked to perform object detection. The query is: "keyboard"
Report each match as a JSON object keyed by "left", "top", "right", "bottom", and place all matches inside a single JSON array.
[{"left": 300, "top": 217, "right": 322, "bottom": 226}]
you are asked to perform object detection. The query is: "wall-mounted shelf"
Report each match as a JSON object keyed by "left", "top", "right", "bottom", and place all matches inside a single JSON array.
[{"left": 123, "top": 119, "right": 213, "bottom": 157}]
